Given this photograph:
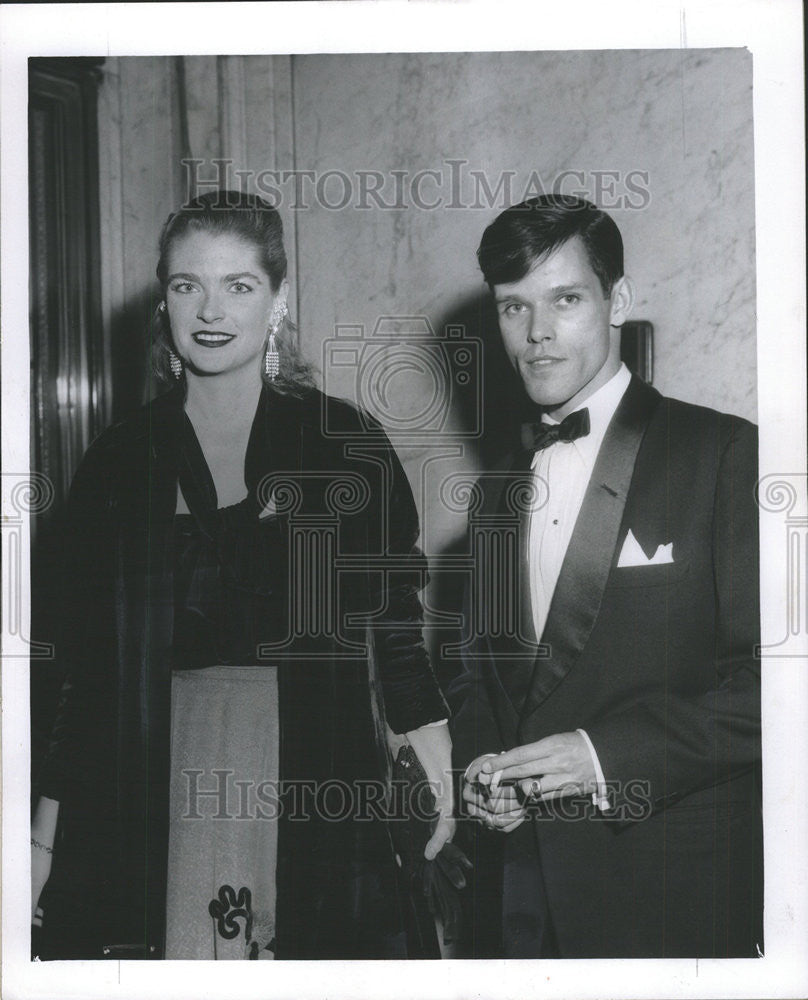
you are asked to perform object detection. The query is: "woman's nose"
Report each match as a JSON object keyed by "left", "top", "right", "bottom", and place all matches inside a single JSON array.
[{"left": 197, "top": 293, "right": 224, "bottom": 323}]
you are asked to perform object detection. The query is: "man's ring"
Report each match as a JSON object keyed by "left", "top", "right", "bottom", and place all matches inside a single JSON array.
[{"left": 527, "top": 778, "right": 543, "bottom": 799}]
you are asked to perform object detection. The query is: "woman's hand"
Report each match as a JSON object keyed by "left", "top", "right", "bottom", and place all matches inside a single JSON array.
[
  {"left": 31, "top": 841, "right": 53, "bottom": 924},
  {"left": 424, "top": 813, "right": 456, "bottom": 860},
  {"left": 31, "top": 796, "right": 59, "bottom": 923},
  {"left": 404, "top": 722, "right": 456, "bottom": 860}
]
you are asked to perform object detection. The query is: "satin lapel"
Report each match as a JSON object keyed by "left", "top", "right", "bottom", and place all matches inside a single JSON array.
[
  {"left": 111, "top": 386, "right": 184, "bottom": 692},
  {"left": 140, "top": 386, "right": 184, "bottom": 687},
  {"left": 110, "top": 387, "right": 183, "bottom": 608},
  {"left": 146, "top": 385, "right": 185, "bottom": 537},
  {"left": 519, "top": 377, "right": 662, "bottom": 726},
  {"left": 483, "top": 448, "right": 542, "bottom": 724},
  {"left": 110, "top": 386, "right": 183, "bottom": 951},
  {"left": 247, "top": 387, "right": 304, "bottom": 488}
]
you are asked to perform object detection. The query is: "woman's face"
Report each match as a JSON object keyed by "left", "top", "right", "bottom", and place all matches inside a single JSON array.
[{"left": 165, "top": 229, "right": 285, "bottom": 379}]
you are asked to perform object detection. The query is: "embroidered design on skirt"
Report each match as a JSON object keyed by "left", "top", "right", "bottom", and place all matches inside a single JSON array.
[{"left": 208, "top": 884, "right": 275, "bottom": 958}]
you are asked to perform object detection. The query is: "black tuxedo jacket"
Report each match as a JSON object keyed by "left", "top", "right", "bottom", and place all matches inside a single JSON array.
[{"left": 449, "top": 376, "right": 762, "bottom": 958}]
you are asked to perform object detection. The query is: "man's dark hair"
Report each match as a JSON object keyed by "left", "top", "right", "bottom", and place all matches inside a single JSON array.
[{"left": 477, "top": 194, "right": 624, "bottom": 296}]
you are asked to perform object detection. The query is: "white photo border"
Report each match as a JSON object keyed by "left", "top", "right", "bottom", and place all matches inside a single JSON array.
[{"left": 2, "top": 2, "right": 806, "bottom": 998}]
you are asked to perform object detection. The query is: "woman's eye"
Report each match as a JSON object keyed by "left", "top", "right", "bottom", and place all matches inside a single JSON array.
[
  {"left": 170, "top": 281, "right": 197, "bottom": 294},
  {"left": 230, "top": 281, "right": 252, "bottom": 293}
]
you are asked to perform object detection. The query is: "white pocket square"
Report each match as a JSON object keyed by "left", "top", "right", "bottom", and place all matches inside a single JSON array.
[{"left": 617, "top": 529, "right": 674, "bottom": 567}]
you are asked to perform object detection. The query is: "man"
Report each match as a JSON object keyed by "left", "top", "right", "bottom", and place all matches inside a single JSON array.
[{"left": 448, "top": 195, "right": 762, "bottom": 958}]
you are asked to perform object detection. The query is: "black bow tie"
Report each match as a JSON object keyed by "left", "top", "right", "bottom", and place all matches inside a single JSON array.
[{"left": 529, "top": 408, "right": 590, "bottom": 452}]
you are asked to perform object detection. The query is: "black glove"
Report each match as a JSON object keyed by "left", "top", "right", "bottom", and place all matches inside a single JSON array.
[
  {"left": 390, "top": 744, "right": 472, "bottom": 945},
  {"left": 422, "top": 840, "right": 473, "bottom": 942}
]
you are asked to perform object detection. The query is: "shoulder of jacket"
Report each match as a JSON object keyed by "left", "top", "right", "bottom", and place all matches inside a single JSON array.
[
  {"left": 287, "top": 387, "right": 387, "bottom": 438},
  {"left": 80, "top": 388, "right": 181, "bottom": 462},
  {"left": 654, "top": 393, "right": 758, "bottom": 447}
]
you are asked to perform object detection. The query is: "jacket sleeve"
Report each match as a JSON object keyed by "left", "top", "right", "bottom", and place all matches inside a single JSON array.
[
  {"left": 365, "top": 426, "right": 449, "bottom": 735},
  {"left": 35, "top": 430, "right": 120, "bottom": 805},
  {"left": 444, "top": 494, "right": 510, "bottom": 774},
  {"left": 445, "top": 586, "right": 507, "bottom": 774},
  {"left": 585, "top": 419, "right": 761, "bottom": 814}
]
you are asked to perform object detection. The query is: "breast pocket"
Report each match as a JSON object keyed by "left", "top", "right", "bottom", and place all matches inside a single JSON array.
[{"left": 608, "top": 560, "right": 690, "bottom": 589}]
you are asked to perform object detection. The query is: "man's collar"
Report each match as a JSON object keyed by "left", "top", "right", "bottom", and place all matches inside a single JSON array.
[
  {"left": 539, "top": 363, "right": 632, "bottom": 462},
  {"left": 543, "top": 363, "right": 631, "bottom": 437}
]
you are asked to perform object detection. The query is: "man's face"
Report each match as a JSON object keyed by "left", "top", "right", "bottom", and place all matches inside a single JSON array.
[{"left": 493, "top": 236, "right": 631, "bottom": 419}]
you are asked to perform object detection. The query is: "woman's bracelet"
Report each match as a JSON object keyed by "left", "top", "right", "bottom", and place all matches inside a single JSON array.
[{"left": 31, "top": 837, "right": 53, "bottom": 855}]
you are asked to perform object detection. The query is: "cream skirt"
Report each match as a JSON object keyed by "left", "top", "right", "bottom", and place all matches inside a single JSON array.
[{"left": 164, "top": 665, "right": 279, "bottom": 959}]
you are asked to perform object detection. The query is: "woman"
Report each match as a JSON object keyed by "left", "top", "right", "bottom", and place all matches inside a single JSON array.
[{"left": 31, "top": 191, "right": 456, "bottom": 960}]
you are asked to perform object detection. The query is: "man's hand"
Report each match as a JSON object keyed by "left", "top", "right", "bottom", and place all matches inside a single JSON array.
[
  {"left": 461, "top": 754, "right": 526, "bottom": 833},
  {"left": 479, "top": 731, "right": 597, "bottom": 802}
]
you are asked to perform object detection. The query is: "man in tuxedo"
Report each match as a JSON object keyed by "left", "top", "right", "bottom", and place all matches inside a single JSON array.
[{"left": 448, "top": 195, "right": 762, "bottom": 958}]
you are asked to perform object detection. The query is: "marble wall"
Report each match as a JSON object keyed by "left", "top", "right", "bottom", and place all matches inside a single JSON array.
[
  {"left": 97, "top": 55, "right": 295, "bottom": 416},
  {"left": 292, "top": 49, "right": 756, "bottom": 412},
  {"left": 97, "top": 48, "right": 755, "bottom": 558},
  {"left": 94, "top": 49, "right": 754, "bottom": 685},
  {"left": 289, "top": 49, "right": 755, "bottom": 570}
]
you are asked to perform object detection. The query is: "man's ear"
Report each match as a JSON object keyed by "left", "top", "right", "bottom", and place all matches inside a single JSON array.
[{"left": 609, "top": 276, "right": 635, "bottom": 327}]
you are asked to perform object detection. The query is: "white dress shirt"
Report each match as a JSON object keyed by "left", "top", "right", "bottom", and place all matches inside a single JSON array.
[{"left": 527, "top": 363, "right": 632, "bottom": 810}]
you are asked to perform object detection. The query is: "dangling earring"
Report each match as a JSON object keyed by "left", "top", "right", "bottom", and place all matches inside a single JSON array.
[
  {"left": 264, "top": 302, "right": 286, "bottom": 380},
  {"left": 158, "top": 301, "right": 181, "bottom": 379}
]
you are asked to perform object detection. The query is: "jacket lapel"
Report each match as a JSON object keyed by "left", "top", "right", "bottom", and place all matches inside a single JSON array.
[
  {"left": 519, "top": 376, "right": 662, "bottom": 726},
  {"left": 249, "top": 386, "right": 304, "bottom": 483},
  {"left": 109, "top": 386, "right": 184, "bottom": 948}
]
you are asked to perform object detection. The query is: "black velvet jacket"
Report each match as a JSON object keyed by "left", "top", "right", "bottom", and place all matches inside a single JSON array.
[{"left": 38, "top": 384, "right": 448, "bottom": 959}]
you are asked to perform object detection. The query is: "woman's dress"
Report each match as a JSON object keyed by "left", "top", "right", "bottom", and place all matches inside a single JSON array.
[
  {"left": 37, "top": 385, "right": 449, "bottom": 959},
  {"left": 165, "top": 472, "right": 286, "bottom": 958}
]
